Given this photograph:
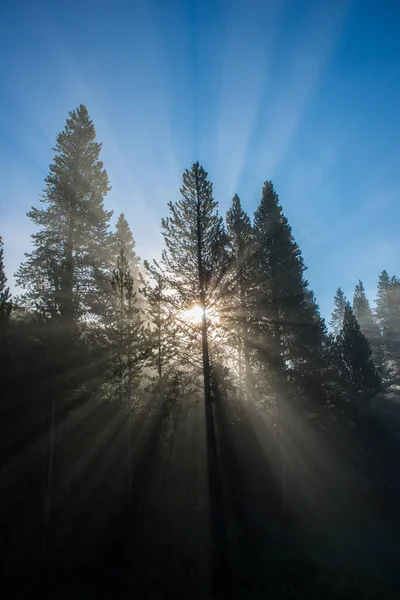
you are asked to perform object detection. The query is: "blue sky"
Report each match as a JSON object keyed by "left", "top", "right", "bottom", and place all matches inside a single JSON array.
[{"left": 1, "top": 0, "right": 400, "bottom": 319}]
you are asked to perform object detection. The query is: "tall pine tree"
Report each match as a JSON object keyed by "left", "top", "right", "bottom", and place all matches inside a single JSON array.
[
  {"left": 161, "top": 162, "right": 228, "bottom": 403},
  {"left": 225, "top": 194, "right": 253, "bottom": 400},
  {"left": 15, "top": 105, "right": 113, "bottom": 325},
  {"left": 107, "top": 246, "right": 149, "bottom": 495},
  {"left": 14, "top": 107, "right": 114, "bottom": 541},
  {"left": 251, "top": 181, "right": 326, "bottom": 405},
  {"left": 250, "top": 180, "right": 330, "bottom": 520},
  {"left": 161, "top": 162, "right": 229, "bottom": 594},
  {"left": 107, "top": 247, "right": 148, "bottom": 405}
]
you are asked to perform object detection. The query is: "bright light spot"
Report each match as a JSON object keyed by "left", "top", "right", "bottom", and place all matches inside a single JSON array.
[
  {"left": 181, "top": 304, "right": 220, "bottom": 326},
  {"left": 183, "top": 304, "right": 204, "bottom": 325}
]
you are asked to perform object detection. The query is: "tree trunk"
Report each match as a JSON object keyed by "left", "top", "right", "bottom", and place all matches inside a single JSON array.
[
  {"left": 240, "top": 284, "right": 252, "bottom": 401},
  {"left": 195, "top": 169, "right": 228, "bottom": 596},
  {"left": 275, "top": 321, "right": 287, "bottom": 520},
  {"left": 200, "top": 294, "right": 228, "bottom": 596},
  {"left": 238, "top": 339, "right": 244, "bottom": 402},
  {"left": 127, "top": 289, "right": 133, "bottom": 499},
  {"left": 63, "top": 184, "right": 77, "bottom": 320},
  {"left": 157, "top": 284, "right": 164, "bottom": 410}
]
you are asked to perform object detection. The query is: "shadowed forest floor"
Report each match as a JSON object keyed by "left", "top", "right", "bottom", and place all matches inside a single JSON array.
[{"left": 3, "top": 396, "right": 400, "bottom": 599}]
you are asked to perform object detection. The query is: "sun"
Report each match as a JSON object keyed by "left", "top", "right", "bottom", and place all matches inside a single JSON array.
[
  {"left": 181, "top": 304, "right": 220, "bottom": 326},
  {"left": 183, "top": 304, "right": 204, "bottom": 325}
]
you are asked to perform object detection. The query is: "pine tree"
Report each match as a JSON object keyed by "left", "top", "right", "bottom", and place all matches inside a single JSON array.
[
  {"left": 114, "top": 213, "right": 140, "bottom": 278},
  {"left": 161, "top": 162, "right": 229, "bottom": 593},
  {"left": 0, "top": 236, "right": 12, "bottom": 397},
  {"left": 336, "top": 303, "right": 381, "bottom": 401},
  {"left": 375, "top": 270, "right": 400, "bottom": 379},
  {"left": 353, "top": 279, "right": 389, "bottom": 386},
  {"left": 225, "top": 194, "right": 253, "bottom": 400},
  {"left": 330, "top": 287, "right": 347, "bottom": 336},
  {"left": 375, "top": 270, "right": 391, "bottom": 336},
  {"left": 353, "top": 280, "right": 377, "bottom": 338},
  {"left": 387, "top": 275, "right": 400, "bottom": 372},
  {"left": 112, "top": 213, "right": 145, "bottom": 319},
  {"left": 15, "top": 105, "right": 113, "bottom": 324},
  {"left": 294, "top": 289, "right": 330, "bottom": 406},
  {"left": 107, "top": 247, "right": 147, "bottom": 404},
  {"left": 324, "top": 331, "right": 346, "bottom": 402},
  {"left": 14, "top": 106, "right": 114, "bottom": 540},
  {"left": 142, "top": 263, "right": 181, "bottom": 406},
  {"left": 252, "top": 181, "right": 296, "bottom": 385},
  {"left": 0, "top": 236, "right": 12, "bottom": 324},
  {"left": 250, "top": 180, "right": 329, "bottom": 520},
  {"left": 161, "top": 162, "right": 228, "bottom": 399},
  {"left": 251, "top": 181, "right": 326, "bottom": 403},
  {"left": 107, "top": 246, "right": 149, "bottom": 495}
]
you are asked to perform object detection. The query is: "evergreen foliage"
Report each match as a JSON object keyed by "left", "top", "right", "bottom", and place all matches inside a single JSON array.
[
  {"left": 161, "top": 162, "right": 230, "bottom": 594},
  {"left": 142, "top": 263, "right": 183, "bottom": 404},
  {"left": 375, "top": 270, "right": 391, "bottom": 335},
  {"left": 375, "top": 270, "right": 400, "bottom": 379},
  {"left": 252, "top": 181, "right": 302, "bottom": 383},
  {"left": 161, "top": 162, "right": 228, "bottom": 312},
  {"left": 353, "top": 280, "right": 375, "bottom": 334},
  {"left": 336, "top": 303, "right": 381, "bottom": 400},
  {"left": 251, "top": 181, "right": 327, "bottom": 404},
  {"left": 0, "top": 236, "right": 12, "bottom": 401},
  {"left": 114, "top": 213, "right": 141, "bottom": 281},
  {"left": 353, "top": 279, "right": 389, "bottom": 386},
  {"left": 15, "top": 105, "right": 113, "bottom": 323},
  {"left": 225, "top": 194, "right": 253, "bottom": 400},
  {"left": 159, "top": 162, "right": 230, "bottom": 406},
  {"left": 329, "top": 287, "right": 347, "bottom": 336},
  {"left": 106, "top": 246, "right": 149, "bottom": 406},
  {"left": 0, "top": 236, "right": 12, "bottom": 323}
]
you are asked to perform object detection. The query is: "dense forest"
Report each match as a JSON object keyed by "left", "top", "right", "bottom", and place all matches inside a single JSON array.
[{"left": 1, "top": 105, "right": 400, "bottom": 598}]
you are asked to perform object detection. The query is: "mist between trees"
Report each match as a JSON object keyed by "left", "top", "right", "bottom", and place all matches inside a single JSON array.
[{"left": 1, "top": 105, "right": 400, "bottom": 599}]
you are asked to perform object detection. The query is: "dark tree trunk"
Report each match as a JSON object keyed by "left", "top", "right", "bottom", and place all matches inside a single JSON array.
[
  {"left": 240, "top": 283, "right": 252, "bottom": 400},
  {"left": 63, "top": 181, "right": 77, "bottom": 321},
  {"left": 195, "top": 167, "right": 228, "bottom": 596},
  {"left": 200, "top": 300, "right": 228, "bottom": 596}
]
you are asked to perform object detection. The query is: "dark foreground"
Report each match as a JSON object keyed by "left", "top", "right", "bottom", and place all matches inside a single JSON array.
[{"left": 2, "top": 396, "right": 400, "bottom": 599}]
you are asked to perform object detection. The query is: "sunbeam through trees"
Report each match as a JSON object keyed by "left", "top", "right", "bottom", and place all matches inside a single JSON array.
[{"left": 2, "top": 106, "right": 400, "bottom": 599}]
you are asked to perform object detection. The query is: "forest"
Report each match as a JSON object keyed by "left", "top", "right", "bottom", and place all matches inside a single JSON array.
[{"left": 1, "top": 105, "right": 400, "bottom": 598}]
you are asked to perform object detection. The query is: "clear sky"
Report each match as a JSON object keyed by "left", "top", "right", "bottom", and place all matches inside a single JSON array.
[{"left": 1, "top": 0, "right": 400, "bottom": 319}]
